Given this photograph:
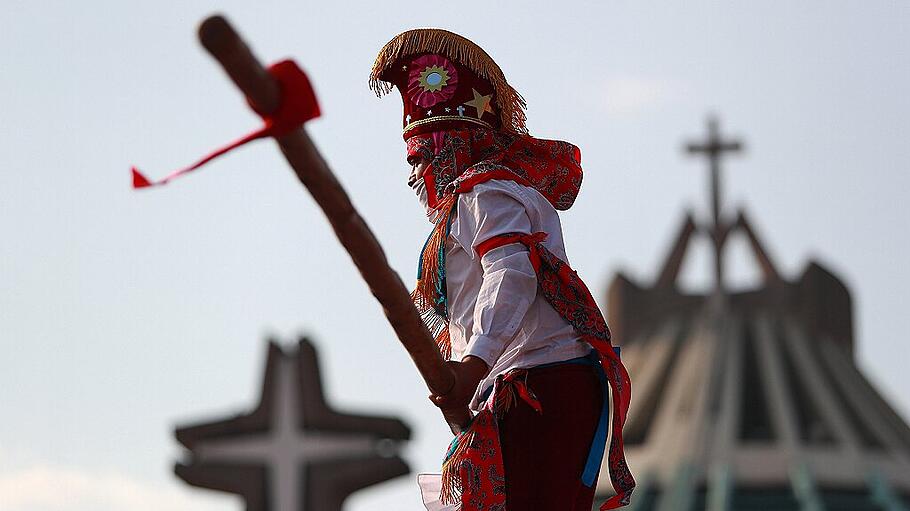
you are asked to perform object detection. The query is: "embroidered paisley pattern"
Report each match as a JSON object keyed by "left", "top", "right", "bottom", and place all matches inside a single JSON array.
[{"left": 405, "top": 128, "right": 582, "bottom": 212}]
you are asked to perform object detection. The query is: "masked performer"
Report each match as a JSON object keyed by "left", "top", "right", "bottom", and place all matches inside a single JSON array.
[{"left": 370, "top": 29, "right": 634, "bottom": 511}]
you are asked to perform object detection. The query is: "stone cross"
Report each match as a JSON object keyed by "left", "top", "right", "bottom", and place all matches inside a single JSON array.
[{"left": 174, "top": 337, "right": 410, "bottom": 511}]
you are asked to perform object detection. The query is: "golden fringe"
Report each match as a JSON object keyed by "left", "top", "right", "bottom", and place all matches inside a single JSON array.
[
  {"left": 369, "top": 28, "right": 528, "bottom": 135},
  {"left": 414, "top": 195, "right": 456, "bottom": 303},
  {"left": 437, "top": 380, "right": 519, "bottom": 504},
  {"left": 436, "top": 378, "right": 524, "bottom": 505},
  {"left": 440, "top": 429, "right": 474, "bottom": 505},
  {"left": 410, "top": 194, "right": 457, "bottom": 359}
]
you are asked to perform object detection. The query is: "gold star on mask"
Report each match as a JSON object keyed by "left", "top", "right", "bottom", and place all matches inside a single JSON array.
[{"left": 465, "top": 88, "right": 494, "bottom": 119}]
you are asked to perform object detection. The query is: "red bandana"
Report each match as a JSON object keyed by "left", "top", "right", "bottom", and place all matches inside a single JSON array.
[{"left": 406, "top": 128, "right": 582, "bottom": 212}]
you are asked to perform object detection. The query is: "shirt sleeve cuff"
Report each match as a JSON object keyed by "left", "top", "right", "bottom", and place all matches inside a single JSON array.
[{"left": 462, "top": 334, "right": 505, "bottom": 368}]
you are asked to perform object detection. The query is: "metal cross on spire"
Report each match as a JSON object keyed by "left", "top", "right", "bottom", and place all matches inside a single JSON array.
[{"left": 684, "top": 115, "right": 744, "bottom": 293}]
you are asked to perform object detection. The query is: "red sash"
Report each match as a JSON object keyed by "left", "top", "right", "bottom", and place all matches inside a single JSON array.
[{"left": 441, "top": 231, "right": 634, "bottom": 510}]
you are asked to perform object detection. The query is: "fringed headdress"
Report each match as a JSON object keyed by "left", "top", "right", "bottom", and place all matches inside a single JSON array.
[{"left": 370, "top": 28, "right": 528, "bottom": 138}]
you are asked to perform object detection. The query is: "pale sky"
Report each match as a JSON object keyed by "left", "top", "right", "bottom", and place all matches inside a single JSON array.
[{"left": 2, "top": 1, "right": 909, "bottom": 510}]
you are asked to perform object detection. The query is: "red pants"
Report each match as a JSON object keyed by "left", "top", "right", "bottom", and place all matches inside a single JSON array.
[{"left": 498, "top": 362, "right": 605, "bottom": 510}]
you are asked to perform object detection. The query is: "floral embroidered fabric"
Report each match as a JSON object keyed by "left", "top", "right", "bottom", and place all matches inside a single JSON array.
[{"left": 405, "top": 128, "right": 582, "bottom": 212}]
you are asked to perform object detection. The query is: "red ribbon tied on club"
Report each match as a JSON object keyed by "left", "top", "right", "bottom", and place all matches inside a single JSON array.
[{"left": 131, "top": 59, "right": 321, "bottom": 189}]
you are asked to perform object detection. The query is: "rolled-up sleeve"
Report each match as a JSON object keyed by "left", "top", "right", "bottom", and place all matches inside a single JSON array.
[{"left": 451, "top": 182, "right": 538, "bottom": 367}]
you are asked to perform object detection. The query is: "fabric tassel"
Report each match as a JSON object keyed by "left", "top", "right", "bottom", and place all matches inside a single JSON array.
[
  {"left": 439, "top": 424, "right": 477, "bottom": 505},
  {"left": 439, "top": 373, "right": 539, "bottom": 510},
  {"left": 492, "top": 382, "right": 517, "bottom": 417},
  {"left": 411, "top": 289, "right": 452, "bottom": 359},
  {"left": 435, "top": 323, "right": 451, "bottom": 360},
  {"left": 369, "top": 29, "right": 527, "bottom": 136},
  {"left": 411, "top": 194, "right": 458, "bottom": 358}
]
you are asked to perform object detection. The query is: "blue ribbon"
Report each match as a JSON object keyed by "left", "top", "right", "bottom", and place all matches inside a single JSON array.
[
  {"left": 476, "top": 348, "right": 619, "bottom": 488},
  {"left": 534, "top": 349, "right": 614, "bottom": 487}
]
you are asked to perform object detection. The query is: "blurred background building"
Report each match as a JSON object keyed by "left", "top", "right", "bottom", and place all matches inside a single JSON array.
[
  {"left": 173, "top": 338, "right": 411, "bottom": 511},
  {"left": 596, "top": 118, "right": 910, "bottom": 511}
]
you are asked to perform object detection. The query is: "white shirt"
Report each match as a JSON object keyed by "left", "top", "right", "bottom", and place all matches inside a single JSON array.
[{"left": 426, "top": 179, "right": 591, "bottom": 411}]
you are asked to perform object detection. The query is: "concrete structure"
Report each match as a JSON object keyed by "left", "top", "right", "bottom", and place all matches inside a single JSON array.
[
  {"left": 596, "top": 118, "right": 910, "bottom": 511},
  {"left": 173, "top": 337, "right": 410, "bottom": 511}
]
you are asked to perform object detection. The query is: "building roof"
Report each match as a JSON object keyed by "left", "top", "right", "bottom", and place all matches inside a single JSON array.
[{"left": 596, "top": 119, "right": 910, "bottom": 510}]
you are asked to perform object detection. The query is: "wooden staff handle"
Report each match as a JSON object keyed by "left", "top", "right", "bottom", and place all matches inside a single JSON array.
[{"left": 197, "top": 15, "right": 472, "bottom": 433}]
